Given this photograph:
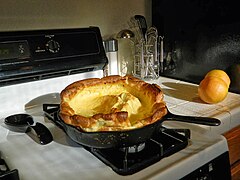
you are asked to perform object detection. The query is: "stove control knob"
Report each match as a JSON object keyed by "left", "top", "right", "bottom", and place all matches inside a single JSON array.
[{"left": 46, "top": 40, "right": 60, "bottom": 53}]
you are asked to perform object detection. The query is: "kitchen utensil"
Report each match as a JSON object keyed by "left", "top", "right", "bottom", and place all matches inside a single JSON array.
[
  {"left": 4, "top": 114, "right": 53, "bottom": 145},
  {"left": 116, "top": 29, "right": 135, "bottom": 76},
  {"left": 159, "top": 36, "right": 164, "bottom": 73},
  {"left": 164, "top": 109, "right": 220, "bottom": 126},
  {"left": 129, "top": 17, "right": 145, "bottom": 43},
  {"left": 145, "top": 26, "right": 158, "bottom": 48},
  {"left": 144, "top": 26, "right": 159, "bottom": 79},
  {"left": 134, "top": 15, "right": 147, "bottom": 37},
  {"left": 117, "top": 29, "right": 134, "bottom": 39},
  {"left": 105, "top": 38, "right": 118, "bottom": 75},
  {"left": 43, "top": 104, "right": 220, "bottom": 149}
]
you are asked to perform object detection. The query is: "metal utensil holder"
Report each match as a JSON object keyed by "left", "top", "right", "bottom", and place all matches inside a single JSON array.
[{"left": 134, "top": 39, "right": 159, "bottom": 80}]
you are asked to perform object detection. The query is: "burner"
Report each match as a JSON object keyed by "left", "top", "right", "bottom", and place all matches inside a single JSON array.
[
  {"left": 43, "top": 104, "right": 190, "bottom": 176},
  {"left": 88, "top": 128, "right": 190, "bottom": 175},
  {"left": 120, "top": 143, "right": 146, "bottom": 153}
]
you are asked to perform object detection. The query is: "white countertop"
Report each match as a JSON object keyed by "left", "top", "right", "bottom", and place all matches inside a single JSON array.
[
  {"left": 148, "top": 76, "right": 240, "bottom": 134},
  {"left": 0, "top": 74, "right": 240, "bottom": 135},
  {"left": 0, "top": 118, "right": 228, "bottom": 180},
  {"left": 0, "top": 73, "right": 236, "bottom": 179}
]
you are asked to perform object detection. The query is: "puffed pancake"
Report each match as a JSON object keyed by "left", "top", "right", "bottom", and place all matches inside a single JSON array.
[{"left": 59, "top": 75, "right": 167, "bottom": 132}]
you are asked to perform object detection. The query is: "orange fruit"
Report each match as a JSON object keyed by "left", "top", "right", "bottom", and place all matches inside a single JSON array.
[
  {"left": 205, "top": 69, "right": 230, "bottom": 87},
  {"left": 198, "top": 76, "right": 228, "bottom": 104}
]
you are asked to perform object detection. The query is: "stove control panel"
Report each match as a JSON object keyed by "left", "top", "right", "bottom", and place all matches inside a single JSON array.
[
  {"left": 0, "top": 40, "right": 30, "bottom": 61},
  {"left": 46, "top": 40, "right": 60, "bottom": 53},
  {"left": 0, "top": 27, "right": 107, "bottom": 86}
]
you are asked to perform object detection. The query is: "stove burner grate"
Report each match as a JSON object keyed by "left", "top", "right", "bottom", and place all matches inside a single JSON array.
[
  {"left": 0, "top": 151, "right": 19, "bottom": 180},
  {"left": 120, "top": 143, "right": 146, "bottom": 153},
  {"left": 87, "top": 127, "right": 190, "bottom": 175},
  {"left": 43, "top": 104, "right": 190, "bottom": 176}
]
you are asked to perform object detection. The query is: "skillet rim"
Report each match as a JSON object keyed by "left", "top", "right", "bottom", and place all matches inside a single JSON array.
[{"left": 56, "top": 109, "right": 163, "bottom": 135}]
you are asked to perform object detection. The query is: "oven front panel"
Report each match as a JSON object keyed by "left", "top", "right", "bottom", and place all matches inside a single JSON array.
[
  {"left": 0, "top": 27, "right": 107, "bottom": 86},
  {"left": 181, "top": 152, "right": 231, "bottom": 180}
]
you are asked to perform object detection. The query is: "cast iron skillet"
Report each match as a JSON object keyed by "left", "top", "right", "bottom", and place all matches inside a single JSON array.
[{"left": 44, "top": 104, "right": 220, "bottom": 149}]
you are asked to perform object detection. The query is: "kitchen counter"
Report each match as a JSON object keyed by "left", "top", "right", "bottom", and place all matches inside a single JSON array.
[
  {"left": 0, "top": 74, "right": 236, "bottom": 179},
  {"left": 150, "top": 77, "right": 240, "bottom": 179},
  {"left": 1, "top": 75, "right": 240, "bottom": 135},
  {"left": 148, "top": 76, "right": 240, "bottom": 134}
]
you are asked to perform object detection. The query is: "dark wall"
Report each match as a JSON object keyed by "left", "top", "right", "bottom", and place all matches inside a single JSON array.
[{"left": 152, "top": 0, "right": 240, "bottom": 93}]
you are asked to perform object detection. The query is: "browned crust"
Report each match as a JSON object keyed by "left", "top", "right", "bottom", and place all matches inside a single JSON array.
[{"left": 59, "top": 75, "right": 167, "bottom": 132}]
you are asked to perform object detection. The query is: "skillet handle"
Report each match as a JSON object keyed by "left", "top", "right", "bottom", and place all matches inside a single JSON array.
[{"left": 164, "top": 112, "right": 221, "bottom": 126}]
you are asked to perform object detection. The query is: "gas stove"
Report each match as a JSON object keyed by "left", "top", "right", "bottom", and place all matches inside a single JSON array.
[
  {"left": 0, "top": 28, "right": 231, "bottom": 180},
  {"left": 86, "top": 128, "right": 190, "bottom": 176},
  {"left": 43, "top": 104, "right": 190, "bottom": 176}
]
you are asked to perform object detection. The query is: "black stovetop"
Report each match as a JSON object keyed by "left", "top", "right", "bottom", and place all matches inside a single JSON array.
[
  {"left": 87, "top": 127, "right": 190, "bottom": 175},
  {"left": 43, "top": 104, "right": 190, "bottom": 176}
]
